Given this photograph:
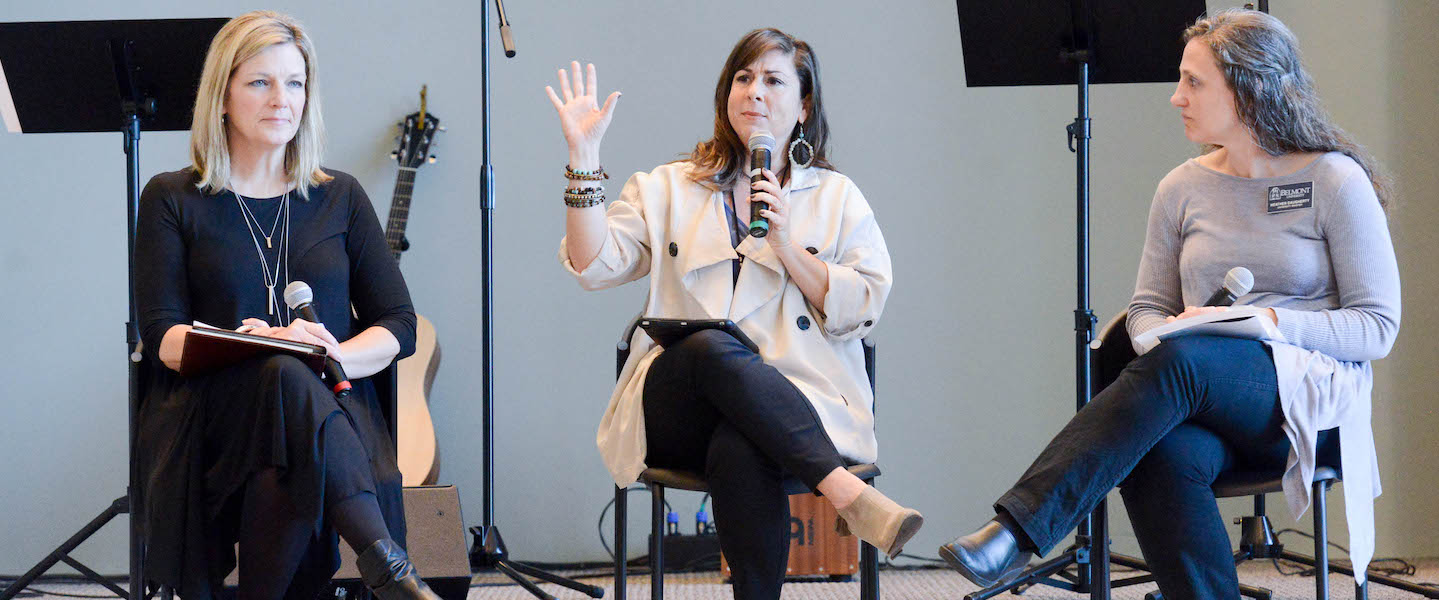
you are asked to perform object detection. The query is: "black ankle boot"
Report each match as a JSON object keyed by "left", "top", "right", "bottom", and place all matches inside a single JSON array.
[
  {"left": 938, "top": 520, "right": 1034, "bottom": 588},
  {"left": 356, "top": 539, "right": 442, "bottom": 600}
]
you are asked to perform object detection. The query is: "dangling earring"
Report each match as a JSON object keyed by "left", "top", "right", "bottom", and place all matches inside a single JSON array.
[{"left": 788, "top": 123, "right": 814, "bottom": 169}]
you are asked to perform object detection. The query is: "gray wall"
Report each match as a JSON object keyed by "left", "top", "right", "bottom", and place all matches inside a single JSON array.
[{"left": 3, "top": 0, "right": 1435, "bottom": 575}]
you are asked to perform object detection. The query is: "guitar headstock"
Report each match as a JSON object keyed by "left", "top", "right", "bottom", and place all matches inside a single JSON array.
[{"left": 393, "top": 85, "right": 442, "bottom": 170}]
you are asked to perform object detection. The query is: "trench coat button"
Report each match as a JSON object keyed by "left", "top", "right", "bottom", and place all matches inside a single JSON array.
[
  {"left": 805, "top": 246, "right": 819, "bottom": 255},
  {"left": 864, "top": 320, "right": 873, "bottom": 327},
  {"left": 796, "top": 315, "right": 811, "bottom": 330},
  {"left": 668, "top": 242, "right": 678, "bottom": 257}
]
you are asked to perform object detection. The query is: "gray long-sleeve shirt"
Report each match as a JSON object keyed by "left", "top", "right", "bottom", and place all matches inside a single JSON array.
[
  {"left": 1127, "top": 151, "right": 1401, "bottom": 582},
  {"left": 1128, "top": 152, "right": 1400, "bottom": 357}
]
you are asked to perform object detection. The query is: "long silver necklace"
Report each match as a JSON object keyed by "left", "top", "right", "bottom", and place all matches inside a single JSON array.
[
  {"left": 236, "top": 191, "right": 285, "bottom": 248},
  {"left": 234, "top": 190, "right": 292, "bottom": 322}
]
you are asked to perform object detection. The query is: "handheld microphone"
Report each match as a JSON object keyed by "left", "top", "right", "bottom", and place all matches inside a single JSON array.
[
  {"left": 1203, "top": 267, "right": 1254, "bottom": 307},
  {"left": 282, "top": 281, "right": 352, "bottom": 397},
  {"left": 747, "top": 130, "right": 775, "bottom": 237}
]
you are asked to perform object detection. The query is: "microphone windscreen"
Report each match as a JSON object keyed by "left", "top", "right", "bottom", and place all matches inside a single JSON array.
[
  {"left": 282, "top": 281, "right": 314, "bottom": 309},
  {"left": 1224, "top": 267, "right": 1254, "bottom": 297},
  {"left": 747, "top": 130, "right": 775, "bottom": 153}
]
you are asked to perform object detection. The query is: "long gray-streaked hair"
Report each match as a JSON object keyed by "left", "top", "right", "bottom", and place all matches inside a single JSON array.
[{"left": 1184, "top": 9, "right": 1389, "bottom": 210}]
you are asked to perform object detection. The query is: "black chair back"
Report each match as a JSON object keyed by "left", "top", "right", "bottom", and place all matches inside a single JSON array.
[
  {"left": 1092, "top": 311, "right": 1137, "bottom": 395},
  {"left": 370, "top": 363, "right": 400, "bottom": 446}
]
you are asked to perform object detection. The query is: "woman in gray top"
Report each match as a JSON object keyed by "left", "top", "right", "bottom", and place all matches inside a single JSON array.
[{"left": 938, "top": 9, "right": 1400, "bottom": 599}]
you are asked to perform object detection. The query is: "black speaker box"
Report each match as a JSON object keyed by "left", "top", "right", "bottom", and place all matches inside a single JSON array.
[
  {"left": 333, "top": 485, "right": 471, "bottom": 600},
  {"left": 224, "top": 485, "right": 470, "bottom": 600}
]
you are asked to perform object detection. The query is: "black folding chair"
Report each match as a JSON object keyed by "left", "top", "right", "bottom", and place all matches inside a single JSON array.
[
  {"left": 609, "top": 316, "right": 883, "bottom": 600},
  {"left": 1093, "top": 311, "right": 1383, "bottom": 600}
]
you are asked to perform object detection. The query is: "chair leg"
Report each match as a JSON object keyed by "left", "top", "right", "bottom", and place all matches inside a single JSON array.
[
  {"left": 860, "top": 478, "right": 879, "bottom": 600},
  {"left": 1313, "top": 480, "right": 1329, "bottom": 600},
  {"left": 615, "top": 486, "right": 627, "bottom": 600},
  {"left": 650, "top": 485, "right": 665, "bottom": 600},
  {"left": 860, "top": 540, "right": 879, "bottom": 600}
]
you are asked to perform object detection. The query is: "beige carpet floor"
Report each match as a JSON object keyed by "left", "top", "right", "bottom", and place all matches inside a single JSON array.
[
  {"left": 463, "top": 558, "right": 1439, "bottom": 599},
  {"left": 10, "top": 559, "right": 1439, "bottom": 599}
]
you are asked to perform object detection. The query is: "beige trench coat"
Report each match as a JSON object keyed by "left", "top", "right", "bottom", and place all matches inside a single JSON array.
[{"left": 559, "top": 162, "right": 892, "bottom": 485}]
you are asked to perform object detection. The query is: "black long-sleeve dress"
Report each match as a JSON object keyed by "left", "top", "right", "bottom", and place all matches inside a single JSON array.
[{"left": 133, "top": 168, "right": 416, "bottom": 599}]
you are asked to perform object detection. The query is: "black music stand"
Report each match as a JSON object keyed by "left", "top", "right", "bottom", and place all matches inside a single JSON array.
[
  {"left": 0, "top": 17, "right": 226, "bottom": 600},
  {"left": 954, "top": 2, "right": 1203, "bottom": 599}
]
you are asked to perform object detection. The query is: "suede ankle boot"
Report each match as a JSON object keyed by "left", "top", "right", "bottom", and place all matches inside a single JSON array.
[
  {"left": 356, "top": 539, "right": 442, "bottom": 600},
  {"left": 835, "top": 487, "right": 924, "bottom": 558}
]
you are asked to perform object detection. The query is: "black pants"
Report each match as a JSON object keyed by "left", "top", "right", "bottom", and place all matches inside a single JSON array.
[
  {"left": 996, "top": 335, "right": 1337, "bottom": 600},
  {"left": 643, "top": 330, "right": 846, "bottom": 600}
]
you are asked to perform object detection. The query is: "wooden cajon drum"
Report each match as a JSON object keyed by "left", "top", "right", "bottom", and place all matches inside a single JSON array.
[{"left": 721, "top": 492, "right": 859, "bottom": 579}]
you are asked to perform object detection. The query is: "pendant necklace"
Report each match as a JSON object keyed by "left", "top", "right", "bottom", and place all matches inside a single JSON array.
[
  {"left": 236, "top": 191, "right": 285, "bottom": 248},
  {"left": 234, "top": 190, "right": 292, "bottom": 321}
]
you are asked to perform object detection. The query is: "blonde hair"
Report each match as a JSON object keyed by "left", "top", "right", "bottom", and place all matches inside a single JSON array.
[{"left": 190, "top": 10, "right": 331, "bottom": 199}]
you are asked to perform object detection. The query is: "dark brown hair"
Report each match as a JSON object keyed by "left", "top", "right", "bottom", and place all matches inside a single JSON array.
[
  {"left": 686, "top": 28, "right": 835, "bottom": 189},
  {"left": 1185, "top": 9, "right": 1389, "bottom": 210}
]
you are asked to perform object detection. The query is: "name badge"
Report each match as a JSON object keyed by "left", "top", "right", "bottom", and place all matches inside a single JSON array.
[{"left": 1267, "top": 182, "right": 1314, "bottom": 213}]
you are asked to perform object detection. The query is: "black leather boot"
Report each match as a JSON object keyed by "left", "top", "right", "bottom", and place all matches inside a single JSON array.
[
  {"left": 356, "top": 539, "right": 442, "bottom": 600},
  {"left": 938, "top": 520, "right": 1034, "bottom": 588}
]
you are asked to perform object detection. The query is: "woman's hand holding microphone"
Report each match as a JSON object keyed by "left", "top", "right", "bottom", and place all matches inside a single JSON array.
[{"left": 749, "top": 168, "right": 792, "bottom": 248}]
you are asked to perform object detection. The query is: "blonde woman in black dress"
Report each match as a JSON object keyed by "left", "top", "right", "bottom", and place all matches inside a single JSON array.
[{"left": 135, "top": 11, "right": 438, "bottom": 600}]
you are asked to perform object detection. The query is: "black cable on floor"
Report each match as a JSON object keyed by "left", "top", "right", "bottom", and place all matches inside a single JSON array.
[
  {"left": 881, "top": 552, "right": 947, "bottom": 571},
  {"left": 596, "top": 484, "right": 674, "bottom": 562}
]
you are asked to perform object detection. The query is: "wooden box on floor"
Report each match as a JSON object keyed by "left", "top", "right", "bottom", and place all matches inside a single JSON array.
[{"left": 721, "top": 492, "right": 859, "bottom": 579}]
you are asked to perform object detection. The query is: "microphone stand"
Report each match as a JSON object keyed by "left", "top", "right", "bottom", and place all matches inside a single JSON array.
[{"left": 466, "top": 2, "right": 604, "bottom": 598}]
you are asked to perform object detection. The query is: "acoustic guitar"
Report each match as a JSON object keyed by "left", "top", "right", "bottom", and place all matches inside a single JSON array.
[{"left": 387, "top": 86, "right": 443, "bottom": 486}]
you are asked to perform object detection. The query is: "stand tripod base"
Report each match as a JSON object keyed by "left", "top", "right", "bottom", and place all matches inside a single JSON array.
[
  {"left": 969, "top": 512, "right": 1439, "bottom": 600},
  {"left": 0, "top": 496, "right": 145, "bottom": 600},
  {"left": 963, "top": 541, "right": 1130, "bottom": 600},
  {"left": 1117, "top": 552, "right": 1271, "bottom": 600},
  {"left": 468, "top": 525, "right": 605, "bottom": 600}
]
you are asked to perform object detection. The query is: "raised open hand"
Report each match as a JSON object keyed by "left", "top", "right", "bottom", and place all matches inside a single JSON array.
[{"left": 545, "top": 61, "right": 621, "bottom": 158}]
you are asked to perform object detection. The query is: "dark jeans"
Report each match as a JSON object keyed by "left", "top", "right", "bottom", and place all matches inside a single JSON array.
[
  {"left": 996, "top": 335, "right": 1336, "bottom": 600},
  {"left": 643, "top": 329, "right": 846, "bottom": 600}
]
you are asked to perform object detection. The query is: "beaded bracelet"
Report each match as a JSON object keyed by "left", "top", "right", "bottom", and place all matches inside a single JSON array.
[
  {"left": 566, "top": 165, "right": 609, "bottom": 181},
  {"left": 563, "top": 189, "right": 605, "bottom": 208},
  {"left": 564, "top": 196, "right": 604, "bottom": 208}
]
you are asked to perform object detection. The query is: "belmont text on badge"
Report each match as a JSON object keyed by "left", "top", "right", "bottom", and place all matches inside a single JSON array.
[{"left": 1267, "top": 182, "right": 1314, "bottom": 213}]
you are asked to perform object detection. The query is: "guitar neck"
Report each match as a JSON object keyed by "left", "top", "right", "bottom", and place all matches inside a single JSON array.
[{"left": 385, "top": 167, "right": 419, "bottom": 263}]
